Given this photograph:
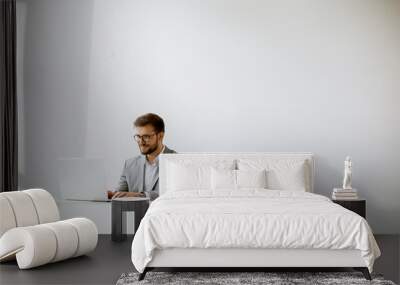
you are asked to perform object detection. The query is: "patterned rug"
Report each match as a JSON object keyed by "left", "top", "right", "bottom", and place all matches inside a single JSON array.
[{"left": 116, "top": 271, "right": 396, "bottom": 285}]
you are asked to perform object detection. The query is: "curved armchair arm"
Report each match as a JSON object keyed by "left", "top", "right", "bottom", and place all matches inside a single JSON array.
[
  {"left": 0, "top": 218, "right": 98, "bottom": 269},
  {"left": 0, "top": 226, "right": 57, "bottom": 268}
]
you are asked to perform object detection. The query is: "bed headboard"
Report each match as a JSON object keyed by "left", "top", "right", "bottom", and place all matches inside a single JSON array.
[{"left": 159, "top": 152, "right": 315, "bottom": 196}]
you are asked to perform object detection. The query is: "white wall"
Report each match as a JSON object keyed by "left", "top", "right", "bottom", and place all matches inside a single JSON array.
[{"left": 17, "top": 0, "right": 400, "bottom": 233}]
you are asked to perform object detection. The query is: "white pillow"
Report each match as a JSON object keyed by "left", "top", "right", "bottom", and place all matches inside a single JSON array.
[
  {"left": 166, "top": 159, "right": 235, "bottom": 191},
  {"left": 211, "top": 168, "right": 236, "bottom": 190},
  {"left": 167, "top": 163, "right": 210, "bottom": 191},
  {"left": 237, "top": 159, "right": 309, "bottom": 191},
  {"left": 211, "top": 168, "right": 268, "bottom": 190},
  {"left": 236, "top": 169, "right": 267, "bottom": 189}
]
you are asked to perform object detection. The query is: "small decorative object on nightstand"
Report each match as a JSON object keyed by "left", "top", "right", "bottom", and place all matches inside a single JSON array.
[
  {"left": 342, "top": 156, "right": 353, "bottom": 190},
  {"left": 332, "top": 156, "right": 359, "bottom": 200},
  {"left": 332, "top": 198, "right": 366, "bottom": 219},
  {"left": 332, "top": 188, "right": 358, "bottom": 200}
]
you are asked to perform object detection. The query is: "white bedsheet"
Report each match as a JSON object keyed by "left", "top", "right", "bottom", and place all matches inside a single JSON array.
[{"left": 131, "top": 189, "right": 380, "bottom": 273}]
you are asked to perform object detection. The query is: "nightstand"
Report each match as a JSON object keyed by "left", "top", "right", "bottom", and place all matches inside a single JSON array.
[
  {"left": 332, "top": 199, "right": 366, "bottom": 219},
  {"left": 111, "top": 197, "right": 150, "bottom": 242}
]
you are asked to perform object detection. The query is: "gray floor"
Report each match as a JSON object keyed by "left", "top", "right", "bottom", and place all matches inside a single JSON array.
[
  {"left": 0, "top": 235, "right": 134, "bottom": 285},
  {"left": 0, "top": 235, "right": 399, "bottom": 285}
]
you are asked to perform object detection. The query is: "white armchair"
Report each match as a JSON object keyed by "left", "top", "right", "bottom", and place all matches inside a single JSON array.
[{"left": 0, "top": 189, "right": 98, "bottom": 269}]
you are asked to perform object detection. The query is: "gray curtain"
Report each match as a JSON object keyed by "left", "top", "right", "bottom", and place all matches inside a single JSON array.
[{"left": 0, "top": 0, "right": 18, "bottom": 192}]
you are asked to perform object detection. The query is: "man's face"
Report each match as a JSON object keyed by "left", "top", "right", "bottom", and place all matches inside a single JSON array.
[{"left": 135, "top": 125, "right": 162, "bottom": 155}]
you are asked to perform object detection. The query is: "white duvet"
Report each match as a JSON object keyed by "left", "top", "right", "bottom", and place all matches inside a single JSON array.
[{"left": 131, "top": 189, "right": 380, "bottom": 273}]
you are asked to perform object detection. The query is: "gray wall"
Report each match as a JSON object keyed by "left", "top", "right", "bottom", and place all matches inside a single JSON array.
[{"left": 17, "top": 0, "right": 400, "bottom": 233}]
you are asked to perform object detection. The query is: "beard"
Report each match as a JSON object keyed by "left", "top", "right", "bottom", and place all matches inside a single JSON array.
[{"left": 139, "top": 141, "right": 159, "bottom": 155}]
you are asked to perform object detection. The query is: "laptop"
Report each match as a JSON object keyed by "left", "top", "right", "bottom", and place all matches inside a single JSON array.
[{"left": 58, "top": 158, "right": 111, "bottom": 202}]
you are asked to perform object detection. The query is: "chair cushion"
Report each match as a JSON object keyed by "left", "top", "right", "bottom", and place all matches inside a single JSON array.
[
  {"left": 0, "top": 196, "right": 17, "bottom": 237},
  {"left": 0, "top": 191, "right": 39, "bottom": 227},
  {"left": 23, "top": 189, "right": 60, "bottom": 224},
  {"left": 0, "top": 189, "right": 60, "bottom": 238}
]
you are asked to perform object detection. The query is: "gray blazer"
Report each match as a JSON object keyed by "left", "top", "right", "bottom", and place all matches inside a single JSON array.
[{"left": 116, "top": 146, "right": 176, "bottom": 200}]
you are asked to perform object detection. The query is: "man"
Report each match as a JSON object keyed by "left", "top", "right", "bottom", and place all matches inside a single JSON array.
[{"left": 112, "top": 113, "right": 176, "bottom": 200}]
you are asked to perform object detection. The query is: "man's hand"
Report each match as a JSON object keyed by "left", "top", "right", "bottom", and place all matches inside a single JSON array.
[{"left": 111, "top": 191, "right": 146, "bottom": 199}]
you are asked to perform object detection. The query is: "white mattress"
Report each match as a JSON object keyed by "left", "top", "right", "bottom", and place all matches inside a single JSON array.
[{"left": 131, "top": 189, "right": 380, "bottom": 273}]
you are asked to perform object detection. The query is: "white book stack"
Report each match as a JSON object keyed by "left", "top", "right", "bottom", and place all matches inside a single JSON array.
[{"left": 332, "top": 188, "right": 358, "bottom": 200}]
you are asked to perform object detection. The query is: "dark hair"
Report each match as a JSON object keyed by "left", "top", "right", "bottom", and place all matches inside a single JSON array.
[{"left": 134, "top": 113, "right": 165, "bottom": 133}]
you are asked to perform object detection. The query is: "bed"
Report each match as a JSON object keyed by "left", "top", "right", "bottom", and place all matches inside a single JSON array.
[{"left": 131, "top": 152, "right": 381, "bottom": 281}]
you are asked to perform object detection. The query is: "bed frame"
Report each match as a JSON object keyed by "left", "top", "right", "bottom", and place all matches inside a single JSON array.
[
  {"left": 140, "top": 248, "right": 371, "bottom": 280},
  {"left": 138, "top": 153, "right": 372, "bottom": 281}
]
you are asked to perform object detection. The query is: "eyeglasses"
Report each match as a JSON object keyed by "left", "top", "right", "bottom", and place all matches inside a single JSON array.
[{"left": 133, "top": 133, "right": 157, "bottom": 142}]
